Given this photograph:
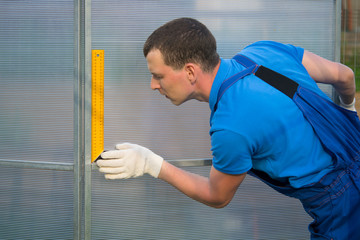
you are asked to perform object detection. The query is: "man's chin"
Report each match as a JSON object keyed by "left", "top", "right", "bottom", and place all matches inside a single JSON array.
[
  {"left": 170, "top": 98, "right": 191, "bottom": 106},
  {"left": 168, "top": 97, "right": 183, "bottom": 106},
  {"left": 170, "top": 100, "right": 182, "bottom": 106}
]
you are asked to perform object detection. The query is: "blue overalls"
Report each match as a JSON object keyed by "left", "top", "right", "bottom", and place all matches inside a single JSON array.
[{"left": 215, "top": 54, "right": 360, "bottom": 240}]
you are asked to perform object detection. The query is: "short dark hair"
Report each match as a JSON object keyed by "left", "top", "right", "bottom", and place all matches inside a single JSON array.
[{"left": 143, "top": 18, "right": 220, "bottom": 73}]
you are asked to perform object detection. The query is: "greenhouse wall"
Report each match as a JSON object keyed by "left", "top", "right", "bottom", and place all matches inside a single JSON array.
[{"left": 0, "top": 1, "right": 347, "bottom": 239}]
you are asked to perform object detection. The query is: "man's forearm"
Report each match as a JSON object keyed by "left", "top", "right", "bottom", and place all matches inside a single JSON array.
[
  {"left": 302, "top": 50, "right": 356, "bottom": 105},
  {"left": 158, "top": 161, "right": 218, "bottom": 207},
  {"left": 158, "top": 161, "right": 246, "bottom": 208}
]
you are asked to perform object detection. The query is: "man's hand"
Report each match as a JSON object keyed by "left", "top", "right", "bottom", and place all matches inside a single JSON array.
[{"left": 96, "top": 143, "right": 164, "bottom": 179}]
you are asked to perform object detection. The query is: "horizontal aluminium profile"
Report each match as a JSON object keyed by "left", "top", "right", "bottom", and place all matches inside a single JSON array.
[
  {"left": 0, "top": 158, "right": 212, "bottom": 171},
  {"left": 91, "top": 158, "right": 212, "bottom": 170},
  {"left": 0, "top": 159, "right": 74, "bottom": 171}
]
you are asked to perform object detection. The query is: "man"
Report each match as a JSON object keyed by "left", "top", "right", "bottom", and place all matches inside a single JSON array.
[{"left": 97, "top": 18, "right": 360, "bottom": 239}]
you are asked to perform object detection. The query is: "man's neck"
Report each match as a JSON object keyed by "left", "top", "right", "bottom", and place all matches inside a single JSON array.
[{"left": 201, "top": 60, "right": 221, "bottom": 102}]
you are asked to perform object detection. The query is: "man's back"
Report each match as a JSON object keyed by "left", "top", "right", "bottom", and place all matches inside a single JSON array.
[{"left": 209, "top": 41, "right": 333, "bottom": 188}]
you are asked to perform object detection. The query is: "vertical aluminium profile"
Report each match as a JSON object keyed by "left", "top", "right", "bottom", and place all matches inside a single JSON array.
[
  {"left": 74, "top": 0, "right": 92, "bottom": 239},
  {"left": 335, "top": 0, "right": 342, "bottom": 63},
  {"left": 73, "top": 0, "right": 82, "bottom": 239},
  {"left": 333, "top": 0, "right": 342, "bottom": 103},
  {"left": 84, "top": 0, "right": 93, "bottom": 238}
]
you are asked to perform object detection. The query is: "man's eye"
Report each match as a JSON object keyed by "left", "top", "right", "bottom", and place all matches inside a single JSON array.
[{"left": 153, "top": 75, "right": 162, "bottom": 80}]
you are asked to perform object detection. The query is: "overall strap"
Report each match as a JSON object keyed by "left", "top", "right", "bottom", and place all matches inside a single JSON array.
[
  {"left": 214, "top": 63, "right": 259, "bottom": 112},
  {"left": 233, "top": 54, "right": 257, "bottom": 68},
  {"left": 215, "top": 54, "right": 300, "bottom": 112},
  {"left": 234, "top": 54, "right": 299, "bottom": 99},
  {"left": 255, "top": 65, "right": 299, "bottom": 99}
]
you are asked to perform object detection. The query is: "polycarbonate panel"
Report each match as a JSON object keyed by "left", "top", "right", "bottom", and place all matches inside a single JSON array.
[
  {"left": 92, "top": 166, "right": 311, "bottom": 239},
  {"left": 0, "top": 167, "right": 74, "bottom": 239},
  {"left": 0, "top": 0, "right": 74, "bottom": 163},
  {"left": 91, "top": 0, "right": 336, "bottom": 239}
]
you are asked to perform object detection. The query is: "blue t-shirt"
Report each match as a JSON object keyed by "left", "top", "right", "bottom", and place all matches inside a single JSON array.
[{"left": 209, "top": 41, "right": 334, "bottom": 188}]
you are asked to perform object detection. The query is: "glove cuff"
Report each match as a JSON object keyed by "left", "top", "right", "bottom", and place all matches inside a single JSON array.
[
  {"left": 146, "top": 153, "right": 164, "bottom": 178},
  {"left": 339, "top": 96, "right": 356, "bottom": 112}
]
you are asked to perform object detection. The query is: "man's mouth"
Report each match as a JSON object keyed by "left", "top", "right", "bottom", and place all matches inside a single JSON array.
[
  {"left": 158, "top": 90, "right": 169, "bottom": 99},
  {"left": 159, "top": 91, "right": 168, "bottom": 98}
]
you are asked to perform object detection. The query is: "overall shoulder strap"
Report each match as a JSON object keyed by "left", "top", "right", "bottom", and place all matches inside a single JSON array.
[
  {"left": 214, "top": 61, "right": 259, "bottom": 112},
  {"left": 233, "top": 54, "right": 257, "bottom": 67},
  {"left": 254, "top": 65, "right": 299, "bottom": 99},
  {"left": 215, "top": 54, "right": 299, "bottom": 112},
  {"left": 234, "top": 54, "right": 299, "bottom": 99}
]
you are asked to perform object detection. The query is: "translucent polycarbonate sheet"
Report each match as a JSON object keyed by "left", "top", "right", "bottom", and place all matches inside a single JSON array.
[
  {"left": 90, "top": 0, "right": 338, "bottom": 238},
  {"left": 92, "top": 166, "right": 312, "bottom": 239},
  {"left": 88, "top": 1, "right": 342, "bottom": 239},
  {"left": 91, "top": 0, "right": 337, "bottom": 161},
  {"left": 0, "top": 0, "right": 74, "bottom": 163},
  {"left": 0, "top": 167, "right": 74, "bottom": 239}
]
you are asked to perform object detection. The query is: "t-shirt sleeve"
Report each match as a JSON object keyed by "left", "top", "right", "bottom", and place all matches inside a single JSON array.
[
  {"left": 211, "top": 129, "right": 253, "bottom": 174},
  {"left": 285, "top": 43, "right": 304, "bottom": 63}
]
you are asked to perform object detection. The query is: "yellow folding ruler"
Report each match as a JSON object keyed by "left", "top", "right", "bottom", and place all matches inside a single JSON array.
[{"left": 91, "top": 50, "right": 104, "bottom": 162}]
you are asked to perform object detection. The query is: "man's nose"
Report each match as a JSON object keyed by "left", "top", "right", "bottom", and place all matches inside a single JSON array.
[{"left": 150, "top": 78, "right": 160, "bottom": 90}]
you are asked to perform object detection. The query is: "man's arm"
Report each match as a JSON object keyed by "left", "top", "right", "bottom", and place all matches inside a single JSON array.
[
  {"left": 158, "top": 161, "right": 246, "bottom": 208},
  {"left": 302, "top": 50, "right": 356, "bottom": 106},
  {"left": 97, "top": 143, "right": 246, "bottom": 208}
]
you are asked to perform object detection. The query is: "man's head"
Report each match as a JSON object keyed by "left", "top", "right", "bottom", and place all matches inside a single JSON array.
[{"left": 143, "top": 18, "right": 219, "bottom": 73}]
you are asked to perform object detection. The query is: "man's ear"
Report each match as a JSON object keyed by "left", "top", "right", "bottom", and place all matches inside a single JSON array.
[{"left": 184, "top": 63, "right": 197, "bottom": 84}]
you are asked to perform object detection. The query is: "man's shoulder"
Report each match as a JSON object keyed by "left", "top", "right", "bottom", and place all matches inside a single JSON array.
[{"left": 243, "top": 40, "right": 293, "bottom": 50}]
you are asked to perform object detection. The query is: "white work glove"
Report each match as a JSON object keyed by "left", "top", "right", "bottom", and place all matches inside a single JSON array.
[
  {"left": 97, "top": 143, "right": 164, "bottom": 179},
  {"left": 339, "top": 96, "right": 356, "bottom": 112}
]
